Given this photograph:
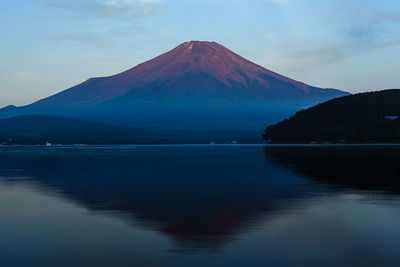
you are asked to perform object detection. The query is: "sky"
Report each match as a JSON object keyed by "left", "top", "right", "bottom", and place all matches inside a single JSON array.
[{"left": 0, "top": 0, "right": 400, "bottom": 107}]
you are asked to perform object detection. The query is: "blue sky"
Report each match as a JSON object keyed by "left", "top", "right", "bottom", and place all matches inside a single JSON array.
[{"left": 0, "top": 0, "right": 400, "bottom": 107}]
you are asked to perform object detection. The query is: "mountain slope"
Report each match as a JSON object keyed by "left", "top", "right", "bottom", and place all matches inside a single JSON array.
[
  {"left": 263, "top": 89, "right": 400, "bottom": 143},
  {"left": 0, "top": 41, "right": 349, "bottom": 131}
]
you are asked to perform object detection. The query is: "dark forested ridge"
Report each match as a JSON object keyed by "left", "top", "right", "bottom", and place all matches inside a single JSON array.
[{"left": 263, "top": 89, "right": 400, "bottom": 143}]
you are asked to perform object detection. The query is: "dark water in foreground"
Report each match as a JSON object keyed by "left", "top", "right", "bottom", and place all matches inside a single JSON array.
[{"left": 1, "top": 145, "right": 400, "bottom": 267}]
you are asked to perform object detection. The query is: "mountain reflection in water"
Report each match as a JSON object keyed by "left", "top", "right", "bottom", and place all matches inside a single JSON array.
[
  {"left": 0, "top": 145, "right": 320, "bottom": 249},
  {"left": 1, "top": 145, "right": 400, "bottom": 266}
]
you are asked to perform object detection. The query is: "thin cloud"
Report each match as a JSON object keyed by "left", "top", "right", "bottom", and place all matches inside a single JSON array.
[
  {"left": 41, "top": 0, "right": 166, "bottom": 49},
  {"left": 260, "top": 0, "right": 400, "bottom": 74},
  {"left": 41, "top": 0, "right": 166, "bottom": 18},
  {"left": 47, "top": 32, "right": 110, "bottom": 49}
]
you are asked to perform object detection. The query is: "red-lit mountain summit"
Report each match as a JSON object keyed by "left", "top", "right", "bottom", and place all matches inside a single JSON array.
[{"left": 0, "top": 41, "right": 348, "bottom": 131}]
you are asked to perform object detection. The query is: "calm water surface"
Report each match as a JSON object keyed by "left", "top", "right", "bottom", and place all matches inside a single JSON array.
[{"left": 1, "top": 145, "right": 400, "bottom": 266}]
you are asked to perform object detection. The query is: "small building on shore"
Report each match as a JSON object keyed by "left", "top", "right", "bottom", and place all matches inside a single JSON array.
[{"left": 384, "top": 115, "right": 399, "bottom": 120}]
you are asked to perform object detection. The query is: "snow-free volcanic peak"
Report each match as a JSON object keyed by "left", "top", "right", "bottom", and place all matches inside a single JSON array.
[
  {"left": 0, "top": 41, "right": 349, "bottom": 132},
  {"left": 118, "top": 40, "right": 310, "bottom": 92}
]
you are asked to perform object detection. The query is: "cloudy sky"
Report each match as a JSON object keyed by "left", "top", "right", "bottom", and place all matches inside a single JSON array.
[{"left": 0, "top": 0, "right": 399, "bottom": 107}]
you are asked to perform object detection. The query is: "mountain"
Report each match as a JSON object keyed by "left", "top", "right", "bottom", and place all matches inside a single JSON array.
[
  {"left": 263, "top": 89, "right": 400, "bottom": 143},
  {"left": 0, "top": 41, "right": 349, "bottom": 132}
]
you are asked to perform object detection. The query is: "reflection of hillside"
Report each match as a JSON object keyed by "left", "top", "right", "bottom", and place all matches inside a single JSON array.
[
  {"left": 0, "top": 146, "right": 319, "bottom": 249},
  {"left": 264, "top": 145, "right": 400, "bottom": 191}
]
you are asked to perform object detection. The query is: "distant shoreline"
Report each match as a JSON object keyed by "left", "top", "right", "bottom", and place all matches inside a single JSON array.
[{"left": 1, "top": 143, "right": 400, "bottom": 148}]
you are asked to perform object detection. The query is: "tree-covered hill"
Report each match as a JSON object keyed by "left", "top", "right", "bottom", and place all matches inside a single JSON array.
[{"left": 263, "top": 89, "right": 400, "bottom": 143}]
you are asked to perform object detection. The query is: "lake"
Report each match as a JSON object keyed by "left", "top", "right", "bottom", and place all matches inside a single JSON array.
[{"left": 1, "top": 145, "right": 400, "bottom": 266}]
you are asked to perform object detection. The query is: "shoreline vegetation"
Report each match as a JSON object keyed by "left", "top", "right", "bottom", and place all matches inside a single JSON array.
[{"left": 264, "top": 89, "right": 400, "bottom": 144}]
